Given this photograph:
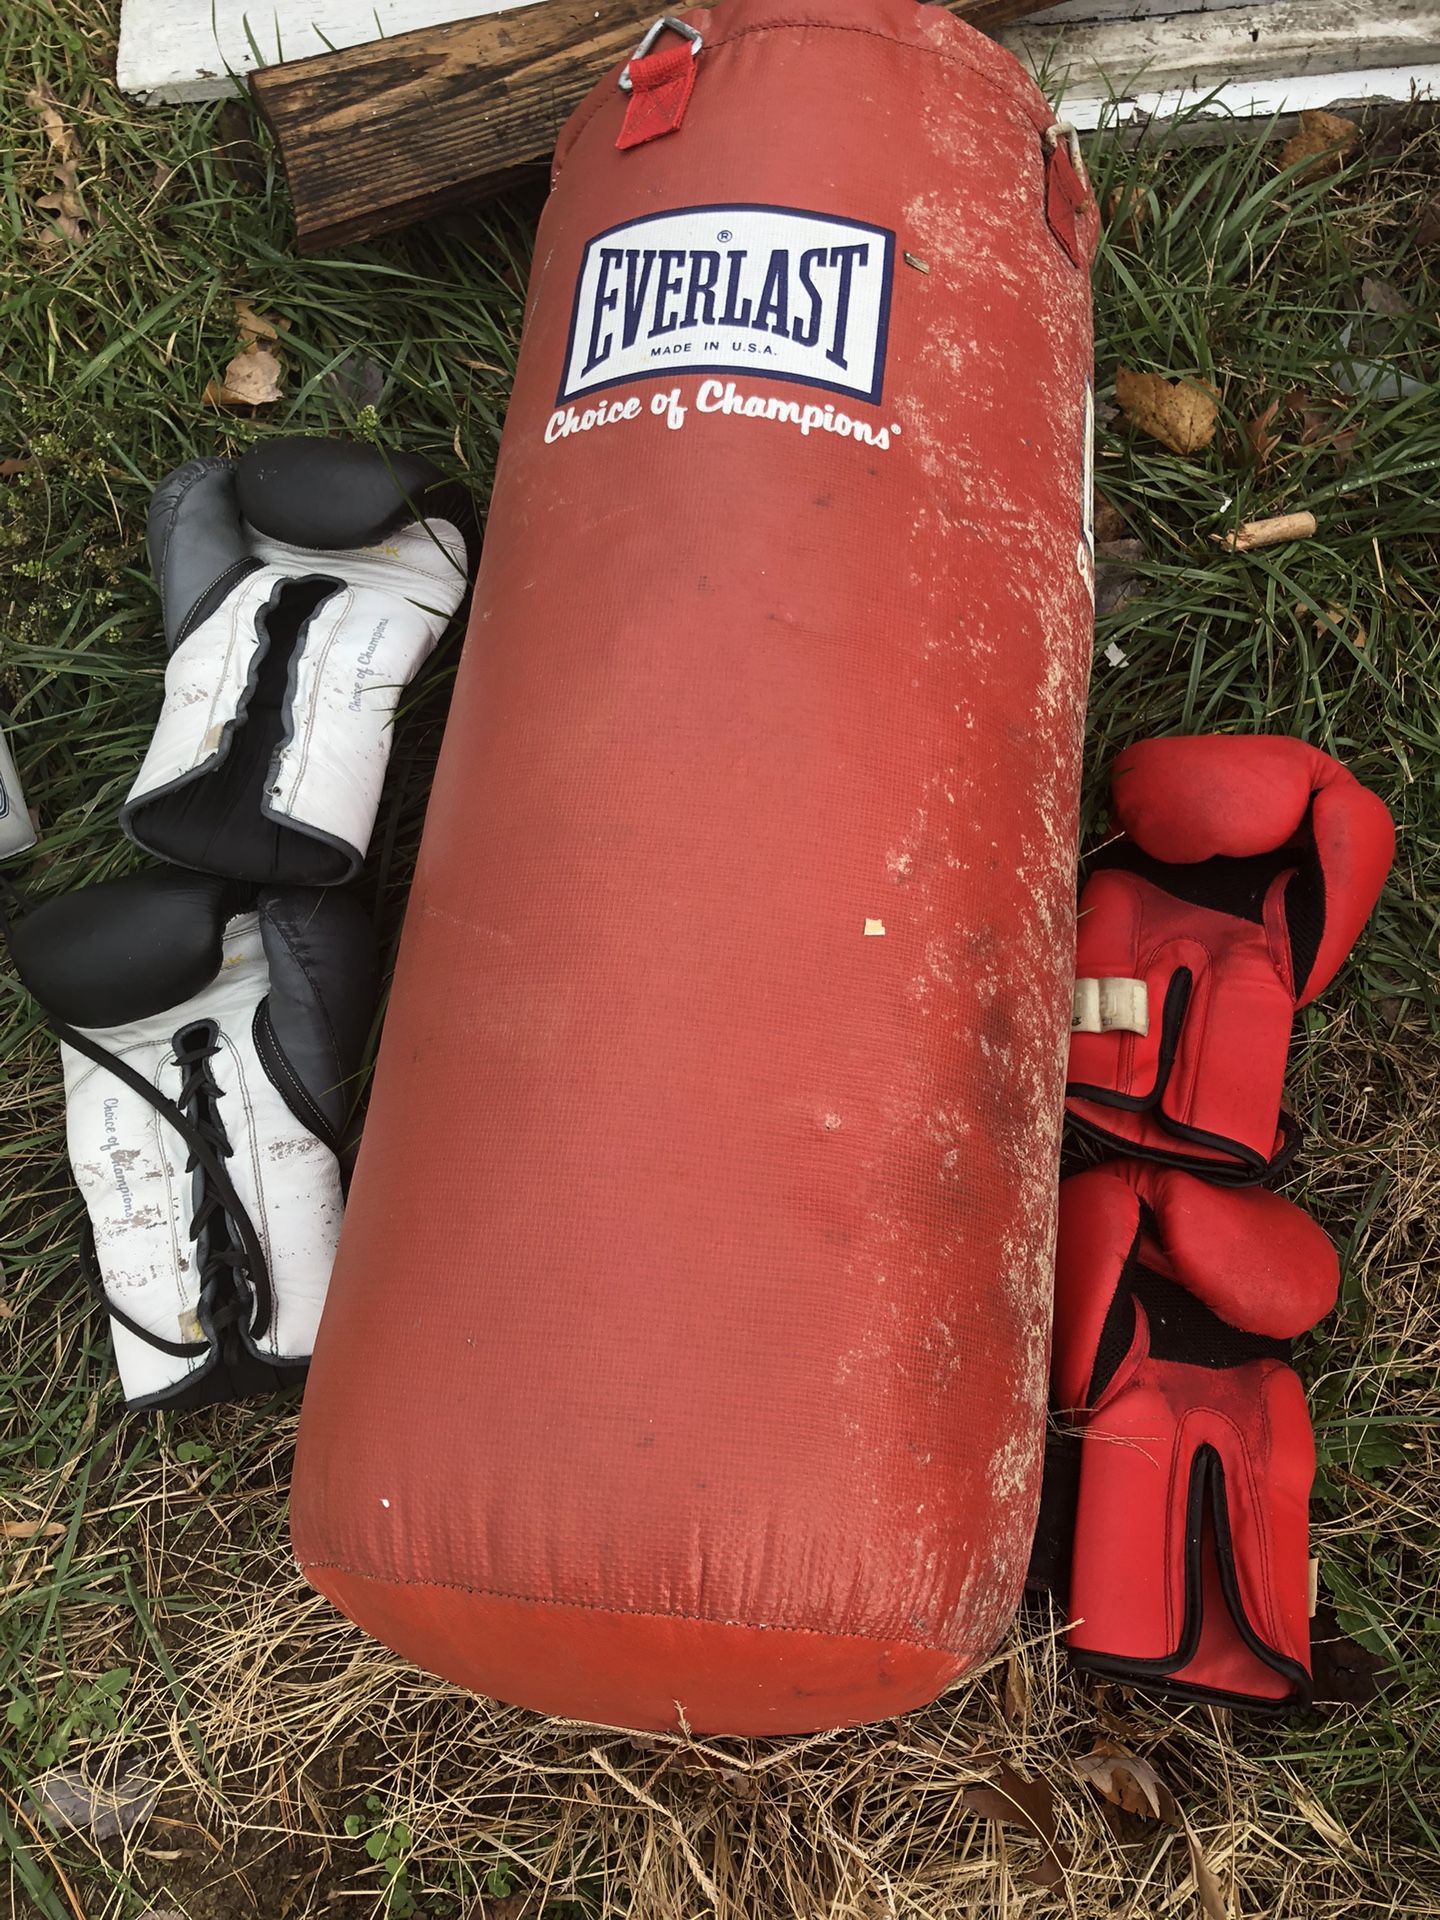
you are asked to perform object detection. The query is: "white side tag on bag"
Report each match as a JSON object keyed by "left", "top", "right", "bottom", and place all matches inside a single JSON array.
[{"left": 1072, "top": 977, "right": 1149, "bottom": 1036}]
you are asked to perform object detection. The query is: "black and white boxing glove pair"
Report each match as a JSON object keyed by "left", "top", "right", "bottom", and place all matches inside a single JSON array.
[{"left": 8, "top": 440, "right": 469, "bottom": 1409}]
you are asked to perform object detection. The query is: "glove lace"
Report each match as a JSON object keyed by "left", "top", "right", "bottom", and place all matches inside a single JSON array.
[{"left": 173, "top": 1023, "right": 262, "bottom": 1343}]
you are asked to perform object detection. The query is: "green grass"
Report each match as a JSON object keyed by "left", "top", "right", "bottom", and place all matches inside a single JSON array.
[{"left": 2, "top": 2, "right": 1439, "bottom": 1914}]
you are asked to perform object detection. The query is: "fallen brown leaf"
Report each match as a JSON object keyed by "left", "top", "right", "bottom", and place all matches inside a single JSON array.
[
  {"left": 1093, "top": 492, "right": 1128, "bottom": 544},
  {"left": 1278, "top": 110, "right": 1358, "bottom": 183},
  {"left": 36, "top": 167, "right": 88, "bottom": 245},
  {"left": 963, "top": 1763, "right": 1072, "bottom": 1889},
  {"left": 0, "top": 458, "right": 34, "bottom": 479},
  {"left": 26, "top": 81, "right": 79, "bottom": 164},
  {"left": 27, "top": 83, "right": 90, "bottom": 245},
  {"left": 1245, "top": 398, "right": 1282, "bottom": 468},
  {"left": 480, "top": 1896, "right": 540, "bottom": 1920},
  {"left": 1361, "top": 275, "right": 1411, "bottom": 318},
  {"left": 1002, "top": 1656, "right": 1028, "bottom": 1724},
  {"left": 204, "top": 339, "right": 284, "bottom": 407},
  {"left": 2, "top": 1519, "right": 65, "bottom": 1541},
  {"left": 233, "top": 297, "right": 285, "bottom": 343},
  {"left": 1310, "top": 1600, "right": 1387, "bottom": 1703},
  {"left": 1095, "top": 537, "right": 1145, "bottom": 618},
  {"left": 1185, "top": 1822, "right": 1231, "bottom": 1920},
  {"left": 1104, "top": 182, "right": 1148, "bottom": 248},
  {"left": 1415, "top": 193, "right": 1440, "bottom": 251},
  {"left": 30, "top": 1764, "right": 159, "bottom": 1842},
  {"left": 1116, "top": 368, "right": 1217, "bottom": 455},
  {"left": 1075, "top": 1747, "right": 1180, "bottom": 1826},
  {"left": 1287, "top": 390, "right": 1357, "bottom": 463},
  {"left": 1311, "top": 602, "right": 1367, "bottom": 649}
]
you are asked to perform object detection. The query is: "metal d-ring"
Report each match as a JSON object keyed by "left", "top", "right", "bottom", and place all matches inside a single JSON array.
[
  {"left": 618, "top": 15, "right": 704, "bottom": 92},
  {"left": 1043, "top": 121, "right": 1091, "bottom": 195}
]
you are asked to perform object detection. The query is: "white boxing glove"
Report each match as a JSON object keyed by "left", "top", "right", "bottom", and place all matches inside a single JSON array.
[
  {"left": 6, "top": 867, "right": 376, "bottom": 1409},
  {"left": 121, "top": 438, "right": 469, "bottom": 885}
]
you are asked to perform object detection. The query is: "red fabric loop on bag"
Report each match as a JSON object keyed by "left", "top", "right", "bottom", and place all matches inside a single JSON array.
[
  {"left": 617, "top": 45, "right": 699, "bottom": 150},
  {"left": 1046, "top": 139, "right": 1091, "bottom": 267}
]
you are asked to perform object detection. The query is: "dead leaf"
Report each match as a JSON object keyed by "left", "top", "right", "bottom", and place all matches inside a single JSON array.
[
  {"left": 1314, "top": 602, "right": 1366, "bottom": 649},
  {"left": 232, "top": 297, "right": 288, "bottom": 344},
  {"left": 1104, "top": 182, "right": 1148, "bottom": 248},
  {"left": 1, "top": 458, "right": 34, "bottom": 478},
  {"left": 1093, "top": 492, "right": 1128, "bottom": 543},
  {"left": 1002, "top": 1656, "right": 1028, "bottom": 1724},
  {"left": 1360, "top": 275, "right": 1411, "bottom": 318},
  {"left": 1095, "top": 537, "right": 1145, "bottom": 617},
  {"left": 1287, "top": 390, "right": 1357, "bottom": 463},
  {"left": 1414, "top": 193, "right": 1440, "bottom": 251},
  {"left": 36, "top": 167, "right": 88, "bottom": 245},
  {"left": 2, "top": 1519, "right": 65, "bottom": 1541},
  {"left": 1075, "top": 1748, "right": 1179, "bottom": 1826},
  {"left": 1310, "top": 1600, "right": 1388, "bottom": 1702},
  {"left": 1115, "top": 368, "right": 1217, "bottom": 454},
  {"left": 27, "top": 81, "right": 79, "bottom": 164},
  {"left": 1278, "top": 110, "right": 1358, "bottom": 183},
  {"left": 29, "top": 1765, "right": 159, "bottom": 1842},
  {"left": 1245, "top": 399, "right": 1282, "bottom": 469},
  {"left": 204, "top": 339, "right": 284, "bottom": 407},
  {"left": 319, "top": 351, "right": 387, "bottom": 411},
  {"left": 962, "top": 1764, "right": 1072, "bottom": 1890},
  {"left": 27, "top": 84, "right": 90, "bottom": 245},
  {"left": 1185, "top": 1822, "right": 1231, "bottom": 1920}
]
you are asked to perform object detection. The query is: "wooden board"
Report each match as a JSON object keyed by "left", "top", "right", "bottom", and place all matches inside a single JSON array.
[
  {"left": 116, "top": 0, "right": 541, "bottom": 103},
  {"left": 247, "top": 0, "right": 1046, "bottom": 252},
  {"left": 1005, "top": 0, "right": 1440, "bottom": 96},
  {"left": 247, "top": 0, "right": 1440, "bottom": 253},
  {"left": 119, "top": 0, "right": 1267, "bottom": 101},
  {"left": 1062, "top": 59, "right": 1440, "bottom": 129}
]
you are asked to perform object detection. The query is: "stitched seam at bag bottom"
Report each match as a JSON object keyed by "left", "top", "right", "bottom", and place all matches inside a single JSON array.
[{"left": 302, "top": 1559, "right": 963, "bottom": 1656}]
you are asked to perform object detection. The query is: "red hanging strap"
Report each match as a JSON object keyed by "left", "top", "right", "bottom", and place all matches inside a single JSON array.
[
  {"left": 617, "top": 16, "right": 703, "bottom": 151},
  {"left": 1043, "top": 123, "right": 1095, "bottom": 269}
]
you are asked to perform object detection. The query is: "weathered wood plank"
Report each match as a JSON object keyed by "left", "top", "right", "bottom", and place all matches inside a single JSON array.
[
  {"left": 1062, "top": 58, "right": 1440, "bottom": 129},
  {"left": 119, "top": 0, "right": 1072, "bottom": 101},
  {"left": 116, "top": 0, "right": 541, "bottom": 104},
  {"left": 250, "top": 0, "right": 682, "bottom": 250},
  {"left": 1005, "top": 0, "right": 1440, "bottom": 95},
  {"left": 249, "top": 0, "right": 1047, "bottom": 253}
]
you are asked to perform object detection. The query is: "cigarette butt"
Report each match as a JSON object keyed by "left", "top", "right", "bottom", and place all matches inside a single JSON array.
[{"left": 1214, "top": 511, "right": 1317, "bottom": 552}]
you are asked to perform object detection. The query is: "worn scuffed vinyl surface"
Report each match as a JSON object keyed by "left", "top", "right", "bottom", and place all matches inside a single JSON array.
[{"left": 292, "top": 0, "right": 1097, "bottom": 1735}]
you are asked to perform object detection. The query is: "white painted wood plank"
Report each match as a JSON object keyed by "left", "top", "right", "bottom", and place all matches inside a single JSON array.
[
  {"left": 1057, "top": 59, "right": 1440, "bottom": 124},
  {"left": 115, "top": 0, "right": 545, "bottom": 102},
  {"left": 116, "top": 0, "right": 1440, "bottom": 132},
  {"left": 112, "top": 0, "right": 1279, "bottom": 99},
  {"left": 1000, "top": 0, "right": 1440, "bottom": 96}
]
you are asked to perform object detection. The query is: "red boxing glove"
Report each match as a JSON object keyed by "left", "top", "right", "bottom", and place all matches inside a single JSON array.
[
  {"left": 1052, "top": 1160, "right": 1339, "bottom": 1709},
  {"left": 1066, "top": 736, "right": 1394, "bottom": 1182}
]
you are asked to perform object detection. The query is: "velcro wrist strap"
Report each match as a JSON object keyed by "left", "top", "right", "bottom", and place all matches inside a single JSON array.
[{"left": 1072, "top": 976, "right": 1148, "bottom": 1035}]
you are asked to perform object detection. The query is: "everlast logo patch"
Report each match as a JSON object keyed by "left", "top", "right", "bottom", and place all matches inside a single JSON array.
[{"left": 559, "top": 204, "right": 894, "bottom": 407}]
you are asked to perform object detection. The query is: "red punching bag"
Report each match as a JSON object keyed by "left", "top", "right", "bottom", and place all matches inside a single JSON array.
[{"left": 292, "top": 0, "right": 1098, "bottom": 1735}]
